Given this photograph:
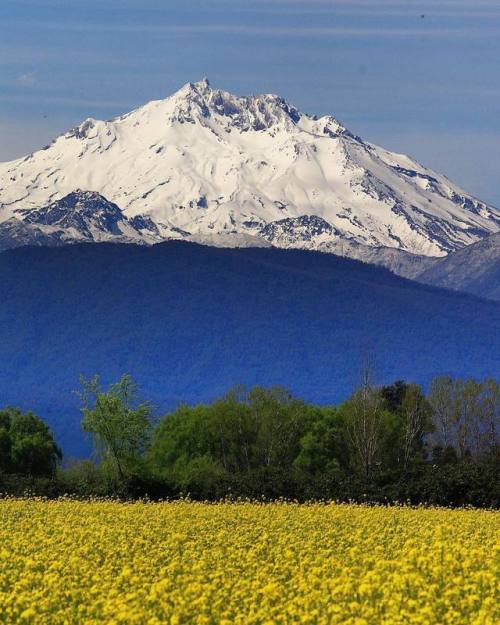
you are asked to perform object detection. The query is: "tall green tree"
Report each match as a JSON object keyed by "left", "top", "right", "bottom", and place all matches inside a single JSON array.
[
  {"left": 0, "top": 407, "right": 61, "bottom": 477},
  {"left": 79, "top": 375, "right": 153, "bottom": 480},
  {"left": 247, "top": 386, "right": 308, "bottom": 469},
  {"left": 293, "top": 407, "right": 342, "bottom": 477}
]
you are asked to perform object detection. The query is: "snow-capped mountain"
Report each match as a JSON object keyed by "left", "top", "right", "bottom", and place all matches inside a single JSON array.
[{"left": 1, "top": 78, "right": 499, "bottom": 263}]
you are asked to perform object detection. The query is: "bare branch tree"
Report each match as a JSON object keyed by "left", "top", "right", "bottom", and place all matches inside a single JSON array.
[
  {"left": 344, "top": 358, "right": 385, "bottom": 478},
  {"left": 428, "top": 376, "right": 455, "bottom": 450},
  {"left": 400, "top": 384, "right": 432, "bottom": 468}
]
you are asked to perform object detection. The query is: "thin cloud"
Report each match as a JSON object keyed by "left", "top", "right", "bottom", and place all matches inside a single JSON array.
[
  {"left": 15, "top": 72, "right": 37, "bottom": 86},
  {"left": 245, "top": 0, "right": 500, "bottom": 18},
  {"left": 18, "top": 21, "right": 498, "bottom": 39},
  {"left": 5, "top": 0, "right": 500, "bottom": 17},
  {"left": 0, "top": 45, "right": 148, "bottom": 68},
  {"left": 0, "top": 94, "right": 131, "bottom": 110}
]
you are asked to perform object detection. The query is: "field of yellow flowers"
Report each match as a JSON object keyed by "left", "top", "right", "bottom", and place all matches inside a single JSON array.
[{"left": 0, "top": 499, "right": 498, "bottom": 625}]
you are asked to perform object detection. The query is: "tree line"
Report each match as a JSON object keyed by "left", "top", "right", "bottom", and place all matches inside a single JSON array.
[{"left": 0, "top": 373, "right": 498, "bottom": 507}]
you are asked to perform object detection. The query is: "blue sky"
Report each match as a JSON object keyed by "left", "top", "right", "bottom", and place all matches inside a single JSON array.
[{"left": 1, "top": 0, "right": 499, "bottom": 206}]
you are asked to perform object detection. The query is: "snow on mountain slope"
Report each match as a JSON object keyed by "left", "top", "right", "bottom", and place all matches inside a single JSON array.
[
  {"left": 0, "top": 78, "right": 498, "bottom": 260},
  {"left": 0, "top": 218, "right": 58, "bottom": 251}
]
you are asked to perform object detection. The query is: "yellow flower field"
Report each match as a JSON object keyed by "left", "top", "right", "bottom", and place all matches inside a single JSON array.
[{"left": 0, "top": 499, "right": 498, "bottom": 625}]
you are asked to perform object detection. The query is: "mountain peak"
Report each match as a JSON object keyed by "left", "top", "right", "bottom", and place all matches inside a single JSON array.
[
  {"left": 194, "top": 76, "right": 211, "bottom": 90},
  {"left": 65, "top": 189, "right": 106, "bottom": 200},
  {"left": 180, "top": 76, "right": 212, "bottom": 97},
  {"left": 165, "top": 79, "right": 302, "bottom": 131}
]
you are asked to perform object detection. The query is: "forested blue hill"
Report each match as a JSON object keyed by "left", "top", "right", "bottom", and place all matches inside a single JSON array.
[{"left": 0, "top": 241, "right": 498, "bottom": 456}]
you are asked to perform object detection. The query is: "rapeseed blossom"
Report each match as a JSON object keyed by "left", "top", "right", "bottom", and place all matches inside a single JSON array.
[{"left": 0, "top": 499, "right": 497, "bottom": 624}]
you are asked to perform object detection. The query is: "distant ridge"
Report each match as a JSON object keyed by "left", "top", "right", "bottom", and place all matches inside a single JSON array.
[{"left": 416, "top": 232, "right": 500, "bottom": 301}]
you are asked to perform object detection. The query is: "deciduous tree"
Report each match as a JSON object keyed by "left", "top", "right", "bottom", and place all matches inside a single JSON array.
[{"left": 79, "top": 375, "right": 152, "bottom": 480}]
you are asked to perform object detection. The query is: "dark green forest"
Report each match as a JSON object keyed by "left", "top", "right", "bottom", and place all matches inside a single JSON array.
[{"left": 1, "top": 374, "right": 498, "bottom": 508}]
